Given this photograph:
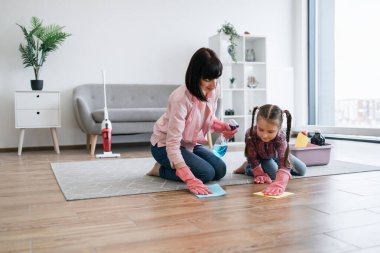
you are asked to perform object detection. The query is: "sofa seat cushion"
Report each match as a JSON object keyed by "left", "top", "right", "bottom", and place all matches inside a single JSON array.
[{"left": 92, "top": 108, "right": 165, "bottom": 123}]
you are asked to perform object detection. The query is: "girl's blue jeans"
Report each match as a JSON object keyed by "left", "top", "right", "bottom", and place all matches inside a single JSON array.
[
  {"left": 151, "top": 144, "right": 226, "bottom": 183},
  {"left": 245, "top": 154, "right": 307, "bottom": 180}
]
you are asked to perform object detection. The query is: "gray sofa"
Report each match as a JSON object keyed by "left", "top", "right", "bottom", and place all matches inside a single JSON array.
[{"left": 73, "top": 84, "right": 180, "bottom": 155}]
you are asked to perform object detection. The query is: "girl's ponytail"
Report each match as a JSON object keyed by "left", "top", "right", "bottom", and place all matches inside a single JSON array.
[
  {"left": 250, "top": 106, "right": 260, "bottom": 137},
  {"left": 283, "top": 110, "right": 292, "bottom": 167},
  {"left": 245, "top": 106, "right": 260, "bottom": 157}
]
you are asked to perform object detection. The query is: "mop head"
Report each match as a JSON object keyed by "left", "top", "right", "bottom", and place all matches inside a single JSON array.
[{"left": 96, "top": 151, "right": 121, "bottom": 158}]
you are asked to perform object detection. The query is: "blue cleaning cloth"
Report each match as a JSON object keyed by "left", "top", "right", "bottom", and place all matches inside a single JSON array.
[{"left": 195, "top": 183, "right": 226, "bottom": 198}]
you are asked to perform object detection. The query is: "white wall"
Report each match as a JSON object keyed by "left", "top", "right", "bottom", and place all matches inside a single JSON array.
[{"left": 0, "top": 0, "right": 307, "bottom": 149}]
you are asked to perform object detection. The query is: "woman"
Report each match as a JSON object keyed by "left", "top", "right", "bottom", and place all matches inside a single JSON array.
[{"left": 147, "top": 48, "right": 238, "bottom": 195}]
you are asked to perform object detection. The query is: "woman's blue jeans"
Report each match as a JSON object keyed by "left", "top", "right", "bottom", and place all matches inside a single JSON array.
[
  {"left": 151, "top": 144, "right": 226, "bottom": 183},
  {"left": 245, "top": 154, "right": 307, "bottom": 180}
]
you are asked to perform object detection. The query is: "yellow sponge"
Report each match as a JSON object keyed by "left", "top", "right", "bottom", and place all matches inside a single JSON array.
[
  {"left": 295, "top": 132, "right": 308, "bottom": 148},
  {"left": 253, "top": 191, "right": 294, "bottom": 199}
]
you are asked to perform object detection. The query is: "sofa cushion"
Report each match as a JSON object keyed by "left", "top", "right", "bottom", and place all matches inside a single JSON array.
[{"left": 92, "top": 108, "right": 165, "bottom": 123}]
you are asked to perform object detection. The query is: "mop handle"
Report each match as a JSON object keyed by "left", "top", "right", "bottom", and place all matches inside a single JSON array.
[{"left": 102, "top": 70, "right": 109, "bottom": 120}]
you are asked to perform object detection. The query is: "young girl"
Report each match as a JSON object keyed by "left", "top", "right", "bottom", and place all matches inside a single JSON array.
[{"left": 234, "top": 104, "right": 306, "bottom": 196}]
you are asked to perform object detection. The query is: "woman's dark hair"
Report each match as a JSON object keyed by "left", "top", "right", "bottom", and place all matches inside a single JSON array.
[
  {"left": 246, "top": 104, "right": 292, "bottom": 167},
  {"left": 185, "top": 47, "right": 223, "bottom": 101}
]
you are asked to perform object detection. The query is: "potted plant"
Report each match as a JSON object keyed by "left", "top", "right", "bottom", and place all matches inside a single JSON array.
[
  {"left": 17, "top": 16, "right": 71, "bottom": 90},
  {"left": 217, "top": 22, "right": 240, "bottom": 62}
]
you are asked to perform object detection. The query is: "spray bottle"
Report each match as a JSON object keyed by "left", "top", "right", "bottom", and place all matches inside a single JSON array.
[{"left": 213, "top": 119, "right": 239, "bottom": 157}]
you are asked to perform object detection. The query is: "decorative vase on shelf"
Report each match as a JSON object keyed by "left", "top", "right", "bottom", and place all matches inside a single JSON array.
[
  {"left": 227, "top": 45, "right": 236, "bottom": 62},
  {"left": 245, "top": 49, "right": 255, "bottom": 62},
  {"left": 247, "top": 76, "right": 259, "bottom": 88}
]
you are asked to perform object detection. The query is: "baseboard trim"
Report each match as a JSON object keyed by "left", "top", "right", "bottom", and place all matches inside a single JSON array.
[{"left": 0, "top": 142, "right": 151, "bottom": 153}]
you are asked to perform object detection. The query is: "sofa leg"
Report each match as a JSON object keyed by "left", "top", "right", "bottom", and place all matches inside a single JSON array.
[
  {"left": 86, "top": 134, "right": 90, "bottom": 150},
  {"left": 90, "top": 134, "right": 98, "bottom": 156}
]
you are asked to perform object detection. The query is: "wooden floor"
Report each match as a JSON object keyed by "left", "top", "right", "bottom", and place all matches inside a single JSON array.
[{"left": 1, "top": 140, "right": 380, "bottom": 253}]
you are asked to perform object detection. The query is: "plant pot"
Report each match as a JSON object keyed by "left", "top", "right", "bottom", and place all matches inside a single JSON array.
[{"left": 31, "top": 80, "right": 43, "bottom": 90}]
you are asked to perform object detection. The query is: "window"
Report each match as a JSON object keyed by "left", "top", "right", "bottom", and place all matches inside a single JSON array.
[{"left": 309, "top": 0, "right": 380, "bottom": 133}]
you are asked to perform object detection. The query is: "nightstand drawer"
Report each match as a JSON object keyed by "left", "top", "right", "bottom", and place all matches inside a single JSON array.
[
  {"left": 16, "top": 109, "right": 60, "bottom": 128},
  {"left": 15, "top": 92, "right": 59, "bottom": 109}
]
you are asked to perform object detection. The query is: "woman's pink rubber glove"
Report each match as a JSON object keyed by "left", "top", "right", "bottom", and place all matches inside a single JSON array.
[
  {"left": 262, "top": 169, "right": 291, "bottom": 196},
  {"left": 211, "top": 120, "right": 228, "bottom": 132},
  {"left": 252, "top": 165, "right": 272, "bottom": 184},
  {"left": 211, "top": 120, "right": 238, "bottom": 139},
  {"left": 176, "top": 166, "right": 212, "bottom": 195}
]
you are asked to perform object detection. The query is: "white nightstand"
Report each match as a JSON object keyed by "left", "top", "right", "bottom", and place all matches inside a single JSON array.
[{"left": 15, "top": 91, "right": 61, "bottom": 155}]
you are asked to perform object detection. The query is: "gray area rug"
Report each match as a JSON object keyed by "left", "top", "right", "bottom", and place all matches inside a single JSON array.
[{"left": 51, "top": 152, "right": 380, "bottom": 200}]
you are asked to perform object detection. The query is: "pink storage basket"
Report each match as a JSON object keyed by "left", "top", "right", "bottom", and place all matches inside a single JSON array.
[{"left": 290, "top": 143, "right": 332, "bottom": 166}]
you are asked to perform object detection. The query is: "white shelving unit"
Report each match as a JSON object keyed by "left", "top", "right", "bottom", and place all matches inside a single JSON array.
[{"left": 209, "top": 33, "right": 267, "bottom": 142}]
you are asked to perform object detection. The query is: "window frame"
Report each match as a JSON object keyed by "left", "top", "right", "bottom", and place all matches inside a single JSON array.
[{"left": 307, "top": 0, "right": 380, "bottom": 140}]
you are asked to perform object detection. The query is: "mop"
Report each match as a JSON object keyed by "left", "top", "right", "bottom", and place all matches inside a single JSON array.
[{"left": 96, "top": 71, "right": 121, "bottom": 158}]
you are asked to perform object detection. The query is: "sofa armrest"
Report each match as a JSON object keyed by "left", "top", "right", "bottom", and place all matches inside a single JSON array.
[{"left": 73, "top": 96, "right": 101, "bottom": 135}]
